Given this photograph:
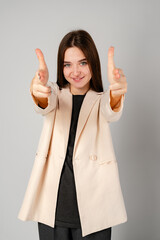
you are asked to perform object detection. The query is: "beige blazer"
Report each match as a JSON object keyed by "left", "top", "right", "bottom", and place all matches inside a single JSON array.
[{"left": 17, "top": 82, "right": 127, "bottom": 237}]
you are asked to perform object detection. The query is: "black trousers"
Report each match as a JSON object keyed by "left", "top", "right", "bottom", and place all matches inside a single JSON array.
[{"left": 38, "top": 222, "right": 112, "bottom": 240}]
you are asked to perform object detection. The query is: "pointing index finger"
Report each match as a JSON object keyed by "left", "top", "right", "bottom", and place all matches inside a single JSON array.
[
  {"left": 108, "top": 46, "right": 115, "bottom": 70},
  {"left": 35, "top": 48, "right": 47, "bottom": 70}
]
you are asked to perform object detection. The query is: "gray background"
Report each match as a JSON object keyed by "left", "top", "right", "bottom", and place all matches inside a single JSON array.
[{"left": 1, "top": 0, "right": 160, "bottom": 239}]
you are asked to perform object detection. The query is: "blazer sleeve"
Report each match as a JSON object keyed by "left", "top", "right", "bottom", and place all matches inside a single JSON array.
[
  {"left": 30, "top": 81, "right": 59, "bottom": 116},
  {"left": 100, "top": 89, "right": 125, "bottom": 123}
]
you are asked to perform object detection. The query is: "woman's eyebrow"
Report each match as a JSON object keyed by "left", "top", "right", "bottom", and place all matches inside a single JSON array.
[{"left": 63, "top": 58, "right": 87, "bottom": 63}]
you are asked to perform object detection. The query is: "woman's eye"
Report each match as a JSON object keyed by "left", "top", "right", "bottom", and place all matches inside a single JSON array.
[
  {"left": 64, "top": 64, "right": 70, "bottom": 67},
  {"left": 80, "top": 62, "right": 87, "bottom": 66}
]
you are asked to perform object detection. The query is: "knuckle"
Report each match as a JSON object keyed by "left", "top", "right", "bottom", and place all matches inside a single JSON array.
[
  {"left": 44, "top": 86, "right": 49, "bottom": 92},
  {"left": 45, "top": 86, "right": 51, "bottom": 93},
  {"left": 32, "top": 83, "right": 37, "bottom": 90},
  {"left": 32, "top": 90, "right": 37, "bottom": 97},
  {"left": 48, "top": 86, "right": 51, "bottom": 92}
]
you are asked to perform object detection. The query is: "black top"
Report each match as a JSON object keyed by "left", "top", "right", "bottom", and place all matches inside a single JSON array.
[{"left": 54, "top": 93, "right": 86, "bottom": 228}]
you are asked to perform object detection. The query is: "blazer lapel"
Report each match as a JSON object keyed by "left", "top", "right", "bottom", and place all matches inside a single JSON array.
[{"left": 59, "top": 84, "right": 101, "bottom": 158}]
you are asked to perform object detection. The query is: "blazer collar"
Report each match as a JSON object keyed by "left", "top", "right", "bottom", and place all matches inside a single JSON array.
[{"left": 59, "top": 83, "right": 102, "bottom": 159}]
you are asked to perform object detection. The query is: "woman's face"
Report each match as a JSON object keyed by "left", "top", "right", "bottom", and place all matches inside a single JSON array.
[{"left": 63, "top": 47, "right": 92, "bottom": 95}]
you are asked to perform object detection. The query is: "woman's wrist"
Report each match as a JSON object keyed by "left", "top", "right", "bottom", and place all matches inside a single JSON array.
[{"left": 110, "top": 91, "right": 122, "bottom": 109}]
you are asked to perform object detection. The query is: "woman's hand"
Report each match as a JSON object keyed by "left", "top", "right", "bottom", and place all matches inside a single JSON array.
[
  {"left": 107, "top": 46, "right": 127, "bottom": 110},
  {"left": 30, "top": 49, "right": 51, "bottom": 107}
]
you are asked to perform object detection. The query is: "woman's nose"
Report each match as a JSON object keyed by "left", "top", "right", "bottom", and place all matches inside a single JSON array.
[{"left": 72, "top": 65, "right": 80, "bottom": 76}]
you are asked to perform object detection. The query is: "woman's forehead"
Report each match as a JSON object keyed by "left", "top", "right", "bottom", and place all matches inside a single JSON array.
[{"left": 64, "top": 47, "right": 86, "bottom": 62}]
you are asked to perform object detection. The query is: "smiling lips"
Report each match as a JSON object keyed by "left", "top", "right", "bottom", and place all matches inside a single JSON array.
[{"left": 72, "top": 77, "right": 84, "bottom": 82}]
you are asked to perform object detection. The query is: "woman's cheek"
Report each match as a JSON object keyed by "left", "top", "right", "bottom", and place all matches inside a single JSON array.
[
  {"left": 63, "top": 69, "right": 69, "bottom": 78},
  {"left": 86, "top": 66, "right": 92, "bottom": 76}
]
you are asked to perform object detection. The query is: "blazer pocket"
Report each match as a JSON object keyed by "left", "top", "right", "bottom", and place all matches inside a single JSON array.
[
  {"left": 89, "top": 154, "right": 116, "bottom": 165},
  {"left": 98, "top": 159, "right": 116, "bottom": 165}
]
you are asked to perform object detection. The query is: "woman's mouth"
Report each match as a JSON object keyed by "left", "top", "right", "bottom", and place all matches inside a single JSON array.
[{"left": 72, "top": 77, "right": 84, "bottom": 82}]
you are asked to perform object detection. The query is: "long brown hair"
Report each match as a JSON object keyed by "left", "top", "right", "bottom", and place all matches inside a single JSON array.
[{"left": 56, "top": 29, "right": 104, "bottom": 92}]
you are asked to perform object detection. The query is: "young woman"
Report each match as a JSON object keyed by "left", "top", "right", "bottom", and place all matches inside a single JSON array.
[{"left": 18, "top": 29, "right": 128, "bottom": 240}]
